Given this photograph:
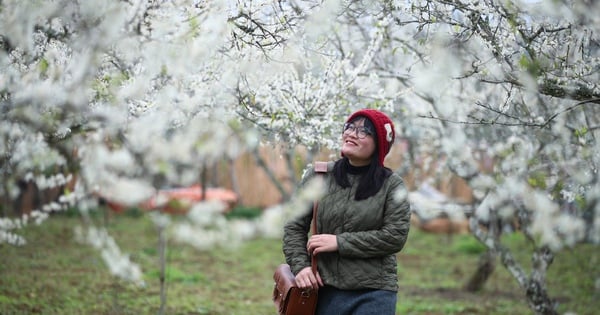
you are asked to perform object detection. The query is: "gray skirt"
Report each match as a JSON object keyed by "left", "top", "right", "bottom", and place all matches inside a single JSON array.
[{"left": 315, "top": 285, "right": 397, "bottom": 315}]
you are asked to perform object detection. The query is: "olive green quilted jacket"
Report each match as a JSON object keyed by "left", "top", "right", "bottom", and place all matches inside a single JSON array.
[{"left": 283, "top": 162, "right": 411, "bottom": 291}]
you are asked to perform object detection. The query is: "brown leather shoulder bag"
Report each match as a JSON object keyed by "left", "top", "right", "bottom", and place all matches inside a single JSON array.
[{"left": 272, "top": 161, "right": 328, "bottom": 315}]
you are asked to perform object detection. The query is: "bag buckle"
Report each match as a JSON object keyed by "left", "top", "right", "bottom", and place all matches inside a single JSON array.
[{"left": 300, "top": 289, "right": 311, "bottom": 298}]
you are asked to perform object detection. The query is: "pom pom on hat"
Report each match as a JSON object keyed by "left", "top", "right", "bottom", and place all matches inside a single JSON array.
[{"left": 345, "top": 109, "right": 395, "bottom": 166}]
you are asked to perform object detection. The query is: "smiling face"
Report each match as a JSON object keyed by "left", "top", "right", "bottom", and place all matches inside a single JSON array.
[{"left": 341, "top": 117, "right": 376, "bottom": 166}]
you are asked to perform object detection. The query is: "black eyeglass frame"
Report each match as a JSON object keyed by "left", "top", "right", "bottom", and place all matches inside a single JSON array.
[{"left": 343, "top": 123, "right": 373, "bottom": 139}]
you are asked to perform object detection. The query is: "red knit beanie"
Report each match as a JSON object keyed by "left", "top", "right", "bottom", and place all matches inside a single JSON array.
[{"left": 345, "top": 109, "right": 395, "bottom": 166}]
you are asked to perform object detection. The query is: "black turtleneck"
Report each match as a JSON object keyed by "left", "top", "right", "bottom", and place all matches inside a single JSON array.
[
  {"left": 334, "top": 157, "right": 392, "bottom": 200},
  {"left": 346, "top": 162, "right": 370, "bottom": 175}
]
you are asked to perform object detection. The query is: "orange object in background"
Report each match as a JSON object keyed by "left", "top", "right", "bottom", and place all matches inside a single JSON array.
[
  {"left": 100, "top": 185, "right": 238, "bottom": 214},
  {"left": 143, "top": 185, "right": 238, "bottom": 214},
  {"left": 103, "top": 199, "right": 128, "bottom": 213}
]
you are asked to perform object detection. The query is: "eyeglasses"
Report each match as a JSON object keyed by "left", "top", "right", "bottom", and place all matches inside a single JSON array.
[{"left": 343, "top": 123, "right": 373, "bottom": 139}]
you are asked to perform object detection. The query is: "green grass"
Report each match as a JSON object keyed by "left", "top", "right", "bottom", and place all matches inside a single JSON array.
[{"left": 0, "top": 213, "right": 598, "bottom": 315}]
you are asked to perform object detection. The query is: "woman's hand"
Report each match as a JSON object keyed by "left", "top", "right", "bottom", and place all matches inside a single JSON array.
[
  {"left": 295, "top": 266, "right": 323, "bottom": 290},
  {"left": 295, "top": 234, "right": 337, "bottom": 289},
  {"left": 307, "top": 234, "right": 338, "bottom": 255}
]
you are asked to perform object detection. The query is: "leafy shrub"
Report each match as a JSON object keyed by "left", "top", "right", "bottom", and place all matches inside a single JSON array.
[
  {"left": 225, "top": 206, "right": 263, "bottom": 220},
  {"left": 452, "top": 236, "right": 487, "bottom": 255}
]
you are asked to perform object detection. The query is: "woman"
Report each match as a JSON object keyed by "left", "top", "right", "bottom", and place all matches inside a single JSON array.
[{"left": 283, "top": 109, "right": 411, "bottom": 314}]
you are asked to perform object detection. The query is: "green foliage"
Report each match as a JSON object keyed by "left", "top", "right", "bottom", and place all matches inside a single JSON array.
[
  {"left": 188, "top": 14, "right": 200, "bottom": 38},
  {"left": 451, "top": 236, "right": 487, "bottom": 255},
  {"left": 225, "top": 205, "right": 263, "bottom": 220},
  {"left": 519, "top": 54, "right": 542, "bottom": 77},
  {"left": 575, "top": 194, "right": 587, "bottom": 210},
  {"left": 574, "top": 126, "right": 588, "bottom": 138},
  {"left": 59, "top": 206, "right": 82, "bottom": 217},
  {"left": 160, "top": 65, "right": 168, "bottom": 77},
  {"left": 124, "top": 207, "right": 145, "bottom": 218},
  {"left": 574, "top": 126, "right": 591, "bottom": 146},
  {"left": 550, "top": 179, "right": 565, "bottom": 200},
  {"left": 527, "top": 171, "right": 547, "bottom": 189},
  {"left": 38, "top": 58, "right": 49, "bottom": 75}
]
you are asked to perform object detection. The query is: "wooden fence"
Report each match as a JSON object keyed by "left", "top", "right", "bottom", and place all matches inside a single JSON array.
[{"left": 3, "top": 140, "right": 480, "bottom": 216}]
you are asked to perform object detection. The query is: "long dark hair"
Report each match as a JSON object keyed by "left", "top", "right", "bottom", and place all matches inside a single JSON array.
[{"left": 333, "top": 116, "right": 393, "bottom": 200}]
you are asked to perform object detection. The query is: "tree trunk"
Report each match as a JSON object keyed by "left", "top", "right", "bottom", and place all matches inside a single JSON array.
[
  {"left": 228, "top": 157, "right": 243, "bottom": 205},
  {"left": 525, "top": 246, "right": 558, "bottom": 315},
  {"left": 463, "top": 249, "right": 496, "bottom": 292},
  {"left": 251, "top": 147, "right": 290, "bottom": 201},
  {"left": 525, "top": 279, "right": 559, "bottom": 315},
  {"left": 200, "top": 162, "right": 207, "bottom": 201},
  {"left": 158, "top": 224, "right": 167, "bottom": 315},
  {"left": 283, "top": 148, "right": 298, "bottom": 185}
]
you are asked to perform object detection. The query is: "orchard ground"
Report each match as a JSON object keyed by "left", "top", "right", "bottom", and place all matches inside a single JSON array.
[{"left": 0, "top": 208, "right": 597, "bottom": 315}]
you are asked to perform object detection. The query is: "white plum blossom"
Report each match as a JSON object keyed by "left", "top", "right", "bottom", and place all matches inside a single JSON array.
[
  {"left": 0, "top": 230, "right": 26, "bottom": 246},
  {"left": 74, "top": 225, "right": 145, "bottom": 286},
  {"left": 258, "top": 205, "right": 286, "bottom": 239}
]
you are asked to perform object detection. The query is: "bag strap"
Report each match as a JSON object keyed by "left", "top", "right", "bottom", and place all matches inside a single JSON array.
[
  {"left": 310, "top": 161, "right": 329, "bottom": 275},
  {"left": 310, "top": 201, "right": 318, "bottom": 275}
]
